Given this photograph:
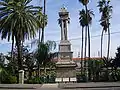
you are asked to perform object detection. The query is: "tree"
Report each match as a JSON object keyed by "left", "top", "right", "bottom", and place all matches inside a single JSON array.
[
  {"left": 79, "top": 9, "right": 86, "bottom": 74},
  {"left": 35, "top": 8, "right": 47, "bottom": 42},
  {"left": 88, "top": 59, "right": 103, "bottom": 81},
  {"left": 78, "top": 0, "right": 90, "bottom": 61},
  {"left": 78, "top": 1, "right": 94, "bottom": 81},
  {"left": 97, "top": 0, "right": 112, "bottom": 60},
  {"left": 0, "top": 53, "right": 6, "bottom": 67},
  {"left": 23, "top": 52, "right": 36, "bottom": 79},
  {"left": 112, "top": 46, "right": 120, "bottom": 81},
  {"left": 0, "top": 0, "right": 42, "bottom": 70},
  {"left": 79, "top": 9, "right": 94, "bottom": 74},
  {"left": 114, "top": 47, "right": 120, "bottom": 68},
  {"left": 34, "top": 40, "right": 56, "bottom": 76}
]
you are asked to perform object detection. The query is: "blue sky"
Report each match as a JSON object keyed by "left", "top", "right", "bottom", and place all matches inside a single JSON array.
[{"left": 0, "top": 0, "right": 120, "bottom": 58}]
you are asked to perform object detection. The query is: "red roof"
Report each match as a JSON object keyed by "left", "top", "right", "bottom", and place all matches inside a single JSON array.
[
  {"left": 52, "top": 57, "right": 103, "bottom": 62},
  {"left": 73, "top": 57, "right": 103, "bottom": 61}
]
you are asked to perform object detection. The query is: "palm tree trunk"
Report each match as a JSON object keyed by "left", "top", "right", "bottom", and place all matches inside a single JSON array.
[
  {"left": 15, "top": 35, "right": 22, "bottom": 83},
  {"left": 107, "top": 27, "right": 110, "bottom": 60},
  {"left": 39, "top": 29, "right": 41, "bottom": 43},
  {"left": 88, "top": 25, "right": 91, "bottom": 81},
  {"left": 41, "top": 0, "right": 46, "bottom": 43},
  {"left": 11, "top": 35, "right": 14, "bottom": 59},
  {"left": 85, "top": 5, "right": 88, "bottom": 81},
  {"left": 11, "top": 35, "right": 14, "bottom": 74},
  {"left": 81, "top": 26, "right": 84, "bottom": 74},
  {"left": 84, "top": 26, "right": 87, "bottom": 74},
  {"left": 101, "top": 30, "right": 104, "bottom": 58},
  {"left": 15, "top": 36, "right": 22, "bottom": 70},
  {"left": 41, "top": 27, "right": 44, "bottom": 43},
  {"left": 106, "top": 24, "right": 110, "bottom": 81}
]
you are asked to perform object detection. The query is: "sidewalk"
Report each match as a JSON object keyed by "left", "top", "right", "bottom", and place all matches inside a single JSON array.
[
  {"left": 0, "top": 82, "right": 120, "bottom": 89},
  {"left": 0, "top": 84, "right": 42, "bottom": 89},
  {"left": 59, "top": 82, "right": 120, "bottom": 89}
]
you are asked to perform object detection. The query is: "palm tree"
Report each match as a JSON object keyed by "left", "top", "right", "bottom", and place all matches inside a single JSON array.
[
  {"left": 0, "top": 0, "right": 41, "bottom": 70},
  {"left": 34, "top": 40, "right": 56, "bottom": 76},
  {"left": 79, "top": 9, "right": 94, "bottom": 75},
  {"left": 79, "top": 0, "right": 90, "bottom": 60},
  {"left": 97, "top": 0, "right": 112, "bottom": 60},
  {"left": 79, "top": 9, "right": 86, "bottom": 74},
  {"left": 79, "top": 0, "right": 94, "bottom": 81},
  {"left": 78, "top": 0, "right": 89, "bottom": 66},
  {"left": 35, "top": 8, "right": 47, "bottom": 43}
]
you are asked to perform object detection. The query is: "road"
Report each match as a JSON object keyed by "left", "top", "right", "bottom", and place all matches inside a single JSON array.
[{"left": 0, "top": 87, "right": 120, "bottom": 90}]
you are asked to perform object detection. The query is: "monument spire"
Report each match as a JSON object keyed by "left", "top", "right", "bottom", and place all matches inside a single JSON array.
[{"left": 58, "top": 6, "right": 70, "bottom": 41}]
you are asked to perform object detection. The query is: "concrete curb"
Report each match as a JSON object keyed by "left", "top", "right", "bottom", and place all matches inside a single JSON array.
[
  {"left": 58, "top": 82, "right": 120, "bottom": 89},
  {"left": 0, "top": 84, "right": 42, "bottom": 89},
  {"left": 0, "top": 84, "right": 58, "bottom": 89},
  {"left": 1, "top": 83, "right": 120, "bottom": 89},
  {"left": 0, "top": 87, "right": 36, "bottom": 89},
  {"left": 61, "top": 85, "right": 120, "bottom": 89},
  {"left": 41, "top": 84, "right": 58, "bottom": 88}
]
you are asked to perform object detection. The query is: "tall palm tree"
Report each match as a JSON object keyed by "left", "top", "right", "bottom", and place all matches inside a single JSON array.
[
  {"left": 79, "top": 0, "right": 94, "bottom": 81},
  {"left": 98, "top": 0, "right": 112, "bottom": 81},
  {"left": 79, "top": 9, "right": 94, "bottom": 80},
  {"left": 0, "top": 0, "right": 41, "bottom": 70},
  {"left": 79, "top": 0, "right": 89, "bottom": 78},
  {"left": 79, "top": 9, "right": 86, "bottom": 74},
  {"left": 79, "top": 0, "right": 90, "bottom": 61},
  {"left": 97, "top": 0, "right": 112, "bottom": 60}
]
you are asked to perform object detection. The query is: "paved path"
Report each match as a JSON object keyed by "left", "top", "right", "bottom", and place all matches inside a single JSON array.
[
  {"left": 0, "top": 87, "right": 120, "bottom": 90},
  {"left": 59, "top": 82, "right": 120, "bottom": 89},
  {"left": 0, "top": 82, "right": 120, "bottom": 90}
]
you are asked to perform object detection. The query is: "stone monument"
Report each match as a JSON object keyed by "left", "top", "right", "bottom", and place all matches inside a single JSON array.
[{"left": 56, "top": 7, "right": 76, "bottom": 82}]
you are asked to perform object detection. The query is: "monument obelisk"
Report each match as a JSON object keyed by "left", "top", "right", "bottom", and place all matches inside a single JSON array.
[{"left": 56, "top": 7, "right": 76, "bottom": 82}]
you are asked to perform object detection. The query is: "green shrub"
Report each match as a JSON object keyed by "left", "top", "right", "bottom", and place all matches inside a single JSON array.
[
  {"left": 0, "top": 68, "right": 17, "bottom": 84},
  {"left": 9, "top": 76, "right": 17, "bottom": 84},
  {"left": 27, "top": 77, "right": 42, "bottom": 84},
  {"left": 49, "top": 76, "right": 55, "bottom": 83},
  {"left": 76, "top": 72, "right": 87, "bottom": 82}
]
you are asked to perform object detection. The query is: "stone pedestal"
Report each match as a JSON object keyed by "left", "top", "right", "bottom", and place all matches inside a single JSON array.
[
  {"left": 56, "top": 41, "right": 76, "bottom": 82},
  {"left": 56, "top": 7, "right": 76, "bottom": 82},
  {"left": 19, "top": 70, "right": 24, "bottom": 84},
  {"left": 56, "top": 61, "right": 76, "bottom": 78}
]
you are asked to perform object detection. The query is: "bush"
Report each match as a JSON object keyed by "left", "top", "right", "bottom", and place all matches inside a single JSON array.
[
  {"left": 76, "top": 72, "right": 87, "bottom": 82},
  {"left": 27, "top": 77, "right": 42, "bottom": 84},
  {"left": 1, "top": 75, "right": 17, "bottom": 84},
  {"left": 49, "top": 75, "right": 55, "bottom": 83},
  {"left": 8, "top": 76, "right": 17, "bottom": 84},
  {"left": 0, "top": 67, "right": 17, "bottom": 84}
]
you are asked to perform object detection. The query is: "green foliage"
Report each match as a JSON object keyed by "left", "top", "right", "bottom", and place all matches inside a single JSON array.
[
  {"left": 0, "top": 67, "right": 17, "bottom": 84},
  {"left": 48, "top": 71, "right": 56, "bottom": 83},
  {"left": 97, "top": 0, "right": 112, "bottom": 32},
  {"left": 8, "top": 76, "right": 17, "bottom": 84},
  {"left": 113, "top": 46, "right": 120, "bottom": 67},
  {"left": 33, "top": 40, "right": 57, "bottom": 76},
  {"left": 27, "top": 73, "right": 56, "bottom": 84},
  {"left": 27, "top": 77, "right": 42, "bottom": 84},
  {"left": 79, "top": 9, "right": 94, "bottom": 27},
  {"left": 0, "top": 0, "right": 43, "bottom": 70},
  {"left": 79, "top": 0, "right": 89, "bottom": 6},
  {"left": 76, "top": 72, "right": 87, "bottom": 82}
]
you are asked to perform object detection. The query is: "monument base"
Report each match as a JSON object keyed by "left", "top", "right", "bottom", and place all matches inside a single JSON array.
[{"left": 56, "top": 61, "right": 76, "bottom": 82}]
